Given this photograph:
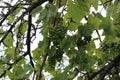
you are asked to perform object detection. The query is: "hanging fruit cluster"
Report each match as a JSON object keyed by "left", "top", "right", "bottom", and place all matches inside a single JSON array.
[
  {"left": 49, "top": 26, "right": 67, "bottom": 47},
  {"left": 47, "top": 26, "right": 67, "bottom": 69},
  {"left": 48, "top": 48, "right": 64, "bottom": 69}
]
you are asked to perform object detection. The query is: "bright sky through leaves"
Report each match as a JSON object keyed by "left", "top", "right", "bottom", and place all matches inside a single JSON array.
[{"left": 0, "top": 0, "right": 120, "bottom": 80}]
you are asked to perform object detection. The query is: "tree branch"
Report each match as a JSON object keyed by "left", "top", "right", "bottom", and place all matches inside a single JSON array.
[
  {"left": 0, "top": 0, "right": 48, "bottom": 44},
  {"left": 98, "top": 54, "right": 120, "bottom": 80},
  {"left": 0, "top": 0, "right": 51, "bottom": 77},
  {"left": 95, "top": 29, "right": 102, "bottom": 43},
  {"left": 0, "top": 3, "right": 19, "bottom": 26},
  {"left": 38, "top": 53, "right": 48, "bottom": 80},
  {"left": 26, "top": 12, "right": 35, "bottom": 68},
  {"left": 88, "top": 54, "right": 120, "bottom": 80},
  {"left": 0, "top": 51, "right": 28, "bottom": 78}
]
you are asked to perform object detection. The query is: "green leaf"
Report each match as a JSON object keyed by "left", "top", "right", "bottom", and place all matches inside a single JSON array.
[
  {"left": 95, "top": 50, "right": 103, "bottom": 59},
  {"left": 32, "top": 48, "right": 44, "bottom": 60},
  {"left": 31, "top": 6, "right": 42, "bottom": 16},
  {"left": 6, "top": 70, "right": 17, "bottom": 80},
  {"left": 68, "top": 22, "right": 80, "bottom": 31},
  {"left": 78, "top": 24, "right": 94, "bottom": 36},
  {"left": 106, "top": 3, "right": 114, "bottom": 17},
  {"left": 36, "top": 4, "right": 57, "bottom": 24},
  {"left": 32, "top": 0, "right": 37, "bottom": 2},
  {"left": 60, "top": 35, "right": 77, "bottom": 51},
  {"left": 13, "top": 65, "right": 23, "bottom": 76},
  {"left": 60, "top": 0, "right": 66, "bottom": 6},
  {"left": 88, "top": 15, "right": 101, "bottom": 29},
  {"left": 38, "top": 41, "right": 44, "bottom": 48},
  {"left": 22, "top": 64, "right": 34, "bottom": 78},
  {"left": 8, "top": 14, "right": 15, "bottom": 23},
  {"left": 92, "top": 12, "right": 103, "bottom": 19},
  {"left": 52, "top": 71, "right": 68, "bottom": 80},
  {"left": 4, "top": 33, "right": 13, "bottom": 47},
  {"left": 5, "top": 47, "right": 15, "bottom": 61},
  {"left": 0, "top": 65, "right": 7, "bottom": 75},
  {"left": 48, "top": 46, "right": 56, "bottom": 57},
  {"left": 101, "top": 0, "right": 106, "bottom": 3},
  {"left": 89, "top": 0, "right": 98, "bottom": 10},
  {"left": 60, "top": 37, "right": 71, "bottom": 50},
  {"left": 113, "top": 12, "right": 120, "bottom": 25},
  {"left": 21, "top": 21, "right": 27, "bottom": 34},
  {"left": 0, "top": 29, "right": 4, "bottom": 38},
  {"left": 8, "top": 64, "right": 33, "bottom": 79},
  {"left": 99, "top": 17, "right": 115, "bottom": 36},
  {"left": 0, "top": 0, "right": 120, "bottom": 80},
  {"left": 0, "top": 57, "right": 10, "bottom": 65},
  {"left": 87, "top": 55, "right": 97, "bottom": 67},
  {"left": 67, "top": 69, "right": 78, "bottom": 79},
  {"left": 67, "top": 0, "right": 89, "bottom": 22}
]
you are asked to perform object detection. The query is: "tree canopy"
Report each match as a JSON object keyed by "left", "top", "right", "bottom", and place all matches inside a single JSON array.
[{"left": 0, "top": 0, "right": 120, "bottom": 80}]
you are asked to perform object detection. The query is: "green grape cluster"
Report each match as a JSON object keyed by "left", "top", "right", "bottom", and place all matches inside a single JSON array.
[
  {"left": 48, "top": 48, "right": 64, "bottom": 69},
  {"left": 48, "top": 26, "right": 66, "bottom": 69},
  {"left": 49, "top": 26, "right": 67, "bottom": 46},
  {"left": 55, "top": 48, "right": 64, "bottom": 61},
  {"left": 76, "top": 36, "right": 91, "bottom": 49},
  {"left": 48, "top": 56, "right": 56, "bottom": 69},
  {"left": 84, "top": 36, "right": 92, "bottom": 43}
]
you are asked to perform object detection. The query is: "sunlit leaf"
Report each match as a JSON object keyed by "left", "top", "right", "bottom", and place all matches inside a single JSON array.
[
  {"left": 32, "top": 48, "right": 44, "bottom": 60},
  {"left": 6, "top": 70, "right": 17, "bottom": 80},
  {"left": 5, "top": 47, "right": 15, "bottom": 61},
  {"left": 67, "top": 0, "right": 89, "bottom": 22},
  {"left": 8, "top": 14, "right": 15, "bottom": 23},
  {"left": 4, "top": 33, "right": 13, "bottom": 47}
]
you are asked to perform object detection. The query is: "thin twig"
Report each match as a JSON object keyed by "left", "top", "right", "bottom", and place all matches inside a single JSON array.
[
  {"left": 0, "top": 0, "right": 50, "bottom": 78},
  {"left": 0, "top": 51, "right": 28, "bottom": 78},
  {"left": 26, "top": 12, "right": 35, "bottom": 68},
  {"left": 38, "top": 53, "right": 48, "bottom": 80},
  {"left": 0, "top": 3, "right": 19, "bottom": 26},
  {"left": 0, "top": 0, "right": 48, "bottom": 44},
  {"left": 95, "top": 29, "right": 102, "bottom": 43}
]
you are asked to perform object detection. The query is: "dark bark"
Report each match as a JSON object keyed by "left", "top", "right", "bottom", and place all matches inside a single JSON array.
[
  {"left": 88, "top": 54, "right": 120, "bottom": 80},
  {"left": 0, "top": 0, "right": 50, "bottom": 78}
]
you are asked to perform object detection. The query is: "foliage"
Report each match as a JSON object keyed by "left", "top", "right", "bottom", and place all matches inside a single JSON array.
[{"left": 0, "top": 0, "right": 120, "bottom": 80}]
